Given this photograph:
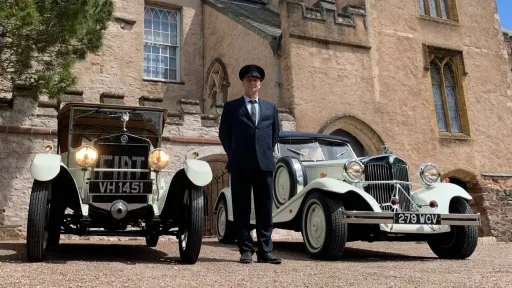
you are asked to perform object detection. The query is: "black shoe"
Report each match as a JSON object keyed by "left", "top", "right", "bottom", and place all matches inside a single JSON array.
[
  {"left": 239, "top": 251, "right": 253, "bottom": 263},
  {"left": 257, "top": 252, "right": 282, "bottom": 264}
]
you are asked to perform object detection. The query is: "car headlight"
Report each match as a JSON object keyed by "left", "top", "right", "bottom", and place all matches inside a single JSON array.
[
  {"left": 75, "top": 145, "right": 98, "bottom": 168},
  {"left": 418, "top": 163, "right": 440, "bottom": 186},
  {"left": 344, "top": 160, "right": 364, "bottom": 182},
  {"left": 148, "top": 148, "right": 170, "bottom": 171}
]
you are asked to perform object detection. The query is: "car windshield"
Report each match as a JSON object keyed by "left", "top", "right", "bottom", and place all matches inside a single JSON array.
[
  {"left": 68, "top": 107, "right": 164, "bottom": 148},
  {"left": 278, "top": 138, "right": 355, "bottom": 161}
]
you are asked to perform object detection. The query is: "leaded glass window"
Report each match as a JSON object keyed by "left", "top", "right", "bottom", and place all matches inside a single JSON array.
[{"left": 143, "top": 6, "right": 179, "bottom": 81}]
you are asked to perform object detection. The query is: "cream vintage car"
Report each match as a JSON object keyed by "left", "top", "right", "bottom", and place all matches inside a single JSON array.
[
  {"left": 27, "top": 103, "right": 212, "bottom": 264},
  {"left": 214, "top": 131, "right": 481, "bottom": 260}
]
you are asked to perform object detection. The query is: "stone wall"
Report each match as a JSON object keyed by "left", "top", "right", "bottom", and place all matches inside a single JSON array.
[
  {"left": 468, "top": 175, "right": 512, "bottom": 242},
  {"left": 278, "top": 0, "right": 512, "bottom": 181},
  {"left": 203, "top": 4, "right": 277, "bottom": 103},
  {"left": 68, "top": 0, "right": 204, "bottom": 112},
  {"left": 0, "top": 89, "right": 297, "bottom": 240}
]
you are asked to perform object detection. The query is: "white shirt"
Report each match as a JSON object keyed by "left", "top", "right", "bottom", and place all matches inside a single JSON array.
[{"left": 244, "top": 95, "right": 259, "bottom": 124}]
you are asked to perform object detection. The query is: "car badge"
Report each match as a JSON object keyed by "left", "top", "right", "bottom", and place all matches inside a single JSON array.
[{"left": 121, "top": 135, "right": 128, "bottom": 143}]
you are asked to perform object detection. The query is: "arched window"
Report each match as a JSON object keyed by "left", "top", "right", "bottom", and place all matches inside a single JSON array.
[{"left": 427, "top": 47, "right": 468, "bottom": 135}]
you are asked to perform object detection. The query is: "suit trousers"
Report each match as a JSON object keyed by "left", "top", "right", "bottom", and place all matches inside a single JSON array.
[{"left": 230, "top": 167, "right": 274, "bottom": 255}]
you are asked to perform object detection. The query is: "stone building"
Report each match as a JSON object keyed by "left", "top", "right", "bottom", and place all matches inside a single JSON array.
[{"left": 1, "top": 0, "right": 512, "bottom": 242}]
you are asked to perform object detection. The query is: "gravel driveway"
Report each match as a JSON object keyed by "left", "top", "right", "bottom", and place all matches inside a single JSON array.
[{"left": 0, "top": 237, "right": 508, "bottom": 288}]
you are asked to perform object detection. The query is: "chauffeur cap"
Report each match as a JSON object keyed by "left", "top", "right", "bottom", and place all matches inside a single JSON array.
[{"left": 239, "top": 64, "right": 265, "bottom": 82}]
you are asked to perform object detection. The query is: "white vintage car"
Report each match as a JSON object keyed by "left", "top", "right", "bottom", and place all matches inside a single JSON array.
[
  {"left": 27, "top": 103, "right": 212, "bottom": 264},
  {"left": 214, "top": 131, "right": 481, "bottom": 260}
]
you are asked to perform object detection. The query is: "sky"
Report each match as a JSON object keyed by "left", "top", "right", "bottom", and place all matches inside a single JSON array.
[{"left": 496, "top": 0, "right": 512, "bottom": 31}]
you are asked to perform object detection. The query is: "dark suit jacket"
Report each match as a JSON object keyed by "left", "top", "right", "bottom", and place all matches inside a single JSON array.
[{"left": 218, "top": 96, "right": 280, "bottom": 172}]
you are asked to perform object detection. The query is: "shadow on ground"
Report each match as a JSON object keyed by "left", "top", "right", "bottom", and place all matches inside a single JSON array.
[
  {"left": 203, "top": 240, "right": 438, "bottom": 262},
  {"left": 0, "top": 242, "right": 238, "bottom": 265}
]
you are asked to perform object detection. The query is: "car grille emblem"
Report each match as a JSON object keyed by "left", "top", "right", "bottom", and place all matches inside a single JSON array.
[{"left": 121, "top": 135, "right": 128, "bottom": 143}]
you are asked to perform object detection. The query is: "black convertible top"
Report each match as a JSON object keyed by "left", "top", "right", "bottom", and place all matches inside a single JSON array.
[{"left": 279, "top": 131, "right": 350, "bottom": 143}]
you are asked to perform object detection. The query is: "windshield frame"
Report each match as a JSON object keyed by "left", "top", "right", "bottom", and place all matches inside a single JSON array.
[
  {"left": 276, "top": 136, "right": 357, "bottom": 162},
  {"left": 58, "top": 104, "right": 166, "bottom": 153}
]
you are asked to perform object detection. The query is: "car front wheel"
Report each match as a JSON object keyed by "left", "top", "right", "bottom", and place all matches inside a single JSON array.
[
  {"left": 301, "top": 192, "right": 347, "bottom": 260},
  {"left": 178, "top": 182, "right": 204, "bottom": 264},
  {"left": 26, "top": 180, "right": 51, "bottom": 262},
  {"left": 427, "top": 197, "right": 478, "bottom": 259}
]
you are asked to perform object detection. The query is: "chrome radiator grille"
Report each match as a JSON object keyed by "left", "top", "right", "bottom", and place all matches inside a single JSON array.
[{"left": 363, "top": 163, "right": 411, "bottom": 211}]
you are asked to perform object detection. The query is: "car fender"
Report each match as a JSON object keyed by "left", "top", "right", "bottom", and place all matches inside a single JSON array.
[
  {"left": 410, "top": 182, "right": 472, "bottom": 214},
  {"left": 30, "top": 154, "right": 83, "bottom": 212},
  {"left": 214, "top": 187, "right": 233, "bottom": 221},
  {"left": 183, "top": 159, "right": 213, "bottom": 187},
  {"left": 272, "top": 177, "right": 382, "bottom": 223},
  {"left": 30, "top": 154, "right": 63, "bottom": 181}
]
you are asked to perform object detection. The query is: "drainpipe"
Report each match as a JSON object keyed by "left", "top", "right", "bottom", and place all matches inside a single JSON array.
[{"left": 269, "top": 35, "right": 282, "bottom": 107}]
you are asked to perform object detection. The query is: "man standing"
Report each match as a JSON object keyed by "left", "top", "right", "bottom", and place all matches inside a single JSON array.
[{"left": 218, "top": 64, "right": 282, "bottom": 264}]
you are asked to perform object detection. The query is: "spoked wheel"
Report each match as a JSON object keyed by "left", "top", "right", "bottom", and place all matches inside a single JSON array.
[
  {"left": 178, "top": 182, "right": 205, "bottom": 264},
  {"left": 26, "top": 180, "right": 51, "bottom": 262},
  {"left": 216, "top": 199, "right": 236, "bottom": 244},
  {"left": 301, "top": 192, "right": 347, "bottom": 260},
  {"left": 427, "top": 197, "right": 478, "bottom": 259}
]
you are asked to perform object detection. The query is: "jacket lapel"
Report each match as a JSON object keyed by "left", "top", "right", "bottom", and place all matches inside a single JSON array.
[
  {"left": 256, "top": 100, "right": 264, "bottom": 127},
  {"left": 239, "top": 96, "right": 255, "bottom": 126}
]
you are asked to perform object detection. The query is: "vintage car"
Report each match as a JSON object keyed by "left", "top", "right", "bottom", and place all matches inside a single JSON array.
[
  {"left": 27, "top": 103, "right": 212, "bottom": 264},
  {"left": 214, "top": 131, "right": 481, "bottom": 260}
]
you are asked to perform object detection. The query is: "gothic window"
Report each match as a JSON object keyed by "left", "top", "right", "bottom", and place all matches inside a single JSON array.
[
  {"left": 427, "top": 48, "right": 469, "bottom": 136},
  {"left": 419, "top": 0, "right": 457, "bottom": 21},
  {"left": 143, "top": 6, "right": 180, "bottom": 81}
]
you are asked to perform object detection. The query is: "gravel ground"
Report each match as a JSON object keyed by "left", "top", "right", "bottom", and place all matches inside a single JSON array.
[{"left": 0, "top": 237, "right": 509, "bottom": 288}]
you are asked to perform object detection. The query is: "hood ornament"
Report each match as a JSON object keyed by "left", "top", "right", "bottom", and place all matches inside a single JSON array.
[
  {"left": 121, "top": 112, "right": 129, "bottom": 133},
  {"left": 381, "top": 143, "right": 391, "bottom": 154}
]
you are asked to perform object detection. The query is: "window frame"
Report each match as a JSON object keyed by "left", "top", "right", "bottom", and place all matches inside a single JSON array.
[
  {"left": 424, "top": 45, "right": 470, "bottom": 138},
  {"left": 418, "top": 0, "right": 459, "bottom": 22},
  {"left": 143, "top": 5, "right": 181, "bottom": 83}
]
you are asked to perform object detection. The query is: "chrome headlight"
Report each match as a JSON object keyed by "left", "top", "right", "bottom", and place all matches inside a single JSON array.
[
  {"left": 75, "top": 145, "right": 98, "bottom": 168},
  {"left": 344, "top": 160, "right": 364, "bottom": 182},
  {"left": 418, "top": 163, "right": 440, "bottom": 186},
  {"left": 148, "top": 148, "right": 170, "bottom": 171}
]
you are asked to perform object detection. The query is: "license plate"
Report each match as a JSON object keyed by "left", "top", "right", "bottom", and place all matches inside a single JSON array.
[
  {"left": 90, "top": 181, "right": 152, "bottom": 194},
  {"left": 393, "top": 213, "right": 441, "bottom": 225}
]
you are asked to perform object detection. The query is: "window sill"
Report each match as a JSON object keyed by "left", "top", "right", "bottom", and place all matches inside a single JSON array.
[
  {"left": 143, "top": 77, "right": 185, "bottom": 85},
  {"left": 438, "top": 132, "right": 471, "bottom": 140},
  {"left": 419, "top": 15, "right": 459, "bottom": 26}
]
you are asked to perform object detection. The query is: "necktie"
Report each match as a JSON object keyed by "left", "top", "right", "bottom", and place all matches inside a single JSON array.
[{"left": 250, "top": 100, "right": 257, "bottom": 124}]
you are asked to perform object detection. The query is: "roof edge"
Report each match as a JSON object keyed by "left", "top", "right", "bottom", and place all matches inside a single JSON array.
[{"left": 202, "top": 0, "right": 281, "bottom": 41}]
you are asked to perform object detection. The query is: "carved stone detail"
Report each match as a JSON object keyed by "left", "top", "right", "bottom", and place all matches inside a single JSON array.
[{"left": 203, "top": 58, "right": 230, "bottom": 115}]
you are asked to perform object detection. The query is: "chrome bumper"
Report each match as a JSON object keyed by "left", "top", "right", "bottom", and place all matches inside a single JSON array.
[{"left": 342, "top": 211, "right": 481, "bottom": 226}]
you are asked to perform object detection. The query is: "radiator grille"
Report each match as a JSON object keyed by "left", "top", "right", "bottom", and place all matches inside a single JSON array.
[
  {"left": 89, "top": 135, "right": 152, "bottom": 203},
  {"left": 363, "top": 163, "right": 411, "bottom": 211}
]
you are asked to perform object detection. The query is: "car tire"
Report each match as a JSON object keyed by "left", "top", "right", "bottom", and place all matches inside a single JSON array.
[
  {"left": 178, "top": 183, "right": 204, "bottom": 264},
  {"left": 301, "top": 192, "right": 347, "bottom": 260},
  {"left": 146, "top": 235, "right": 159, "bottom": 247},
  {"left": 216, "top": 199, "right": 236, "bottom": 244},
  {"left": 26, "top": 180, "right": 51, "bottom": 262},
  {"left": 427, "top": 197, "right": 478, "bottom": 259},
  {"left": 273, "top": 156, "right": 307, "bottom": 209}
]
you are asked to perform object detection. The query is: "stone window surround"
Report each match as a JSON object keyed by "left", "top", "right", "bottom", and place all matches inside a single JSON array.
[
  {"left": 143, "top": 5, "right": 181, "bottom": 83},
  {"left": 423, "top": 44, "right": 471, "bottom": 139},
  {"left": 418, "top": 0, "right": 459, "bottom": 23}
]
